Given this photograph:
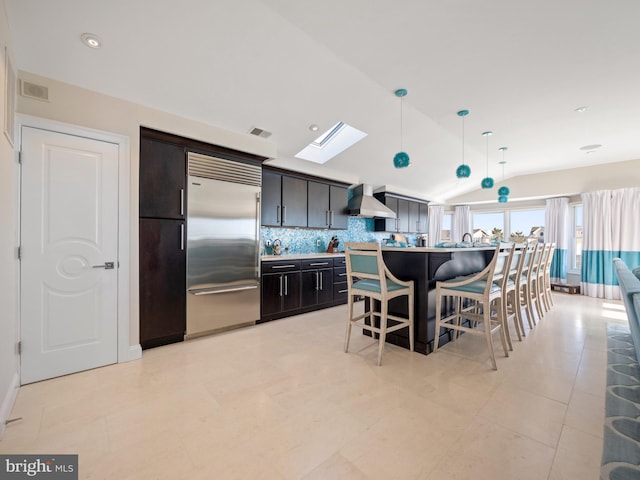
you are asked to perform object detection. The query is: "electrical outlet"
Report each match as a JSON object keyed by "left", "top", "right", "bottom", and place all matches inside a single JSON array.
[{"left": 316, "top": 239, "right": 321, "bottom": 247}]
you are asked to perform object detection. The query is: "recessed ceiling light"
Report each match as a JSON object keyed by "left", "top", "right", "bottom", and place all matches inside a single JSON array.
[
  {"left": 81, "top": 33, "right": 102, "bottom": 49},
  {"left": 574, "top": 106, "right": 589, "bottom": 113},
  {"left": 580, "top": 144, "right": 602, "bottom": 151}
]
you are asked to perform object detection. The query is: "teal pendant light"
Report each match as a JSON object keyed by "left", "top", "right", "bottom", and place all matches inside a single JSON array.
[
  {"left": 455, "top": 110, "right": 471, "bottom": 178},
  {"left": 393, "top": 89, "right": 410, "bottom": 168},
  {"left": 497, "top": 146, "right": 510, "bottom": 201},
  {"left": 481, "top": 131, "right": 494, "bottom": 189}
]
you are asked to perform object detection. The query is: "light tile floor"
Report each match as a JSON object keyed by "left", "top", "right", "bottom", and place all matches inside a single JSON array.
[{"left": 1, "top": 293, "right": 623, "bottom": 479}]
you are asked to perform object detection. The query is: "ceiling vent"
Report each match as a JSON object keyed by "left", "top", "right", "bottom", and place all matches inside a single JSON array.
[
  {"left": 20, "top": 80, "right": 49, "bottom": 101},
  {"left": 249, "top": 127, "right": 272, "bottom": 139}
]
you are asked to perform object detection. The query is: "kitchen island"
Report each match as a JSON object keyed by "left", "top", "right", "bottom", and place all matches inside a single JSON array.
[{"left": 370, "top": 246, "right": 496, "bottom": 355}]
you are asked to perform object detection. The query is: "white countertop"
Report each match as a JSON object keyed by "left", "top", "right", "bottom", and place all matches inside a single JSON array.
[
  {"left": 261, "top": 247, "right": 495, "bottom": 260},
  {"left": 261, "top": 252, "right": 345, "bottom": 261},
  {"left": 382, "top": 246, "right": 496, "bottom": 253}
]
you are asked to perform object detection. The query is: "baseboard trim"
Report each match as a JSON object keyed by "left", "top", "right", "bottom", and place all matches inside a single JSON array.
[
  {"left": 0, "top": 372, "right": 20, "bottom": 440},
  {"left": 126, "top": 344, "right": 142, "bottom": 362}
]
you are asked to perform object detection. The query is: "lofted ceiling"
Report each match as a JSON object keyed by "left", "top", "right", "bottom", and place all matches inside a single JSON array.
[{"left": 5, "top": 0, "right": 640, "bottom": 202}]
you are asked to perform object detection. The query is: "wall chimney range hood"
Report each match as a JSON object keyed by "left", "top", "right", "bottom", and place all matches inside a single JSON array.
[{"left": 348, "top": 184, "right": 396, "bottom": 218}]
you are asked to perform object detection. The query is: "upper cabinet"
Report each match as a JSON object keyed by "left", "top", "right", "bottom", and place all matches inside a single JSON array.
[
  {"left": 307, "top": 182, "right": 349, "bottom": 229},
  {"left": 374, "top": 192, "right": 429, "bottom": 233},
  {"left": 261, "top": 170, "right": 308, "bottom": 227},
  {"left": 262, "top": 168, "right": 349, "bottom": 230},
  {"left": 139, "top": 137, "right": 186, "bottom": 219}
]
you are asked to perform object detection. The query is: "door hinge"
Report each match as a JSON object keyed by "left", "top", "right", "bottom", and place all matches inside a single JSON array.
[
  {"left": 18, "top": 151, "right": 22, "bottom": 164},
  {"left": 17, "top": 246, "right": 21, "bottom": 260},
  {"left": 17, "top": 341, "right": 21, "bottom": 355}
]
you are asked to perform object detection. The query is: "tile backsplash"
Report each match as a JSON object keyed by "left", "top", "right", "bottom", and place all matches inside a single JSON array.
[{"left": 260, "top": 217, "right": 420, "bottom": 255}]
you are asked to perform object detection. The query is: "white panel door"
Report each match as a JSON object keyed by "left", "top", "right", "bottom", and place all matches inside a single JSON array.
[{"left": 20, "top": 126, "right": 119, "bottom": 384}]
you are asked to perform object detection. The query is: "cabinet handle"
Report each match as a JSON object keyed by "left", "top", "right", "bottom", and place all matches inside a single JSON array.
[
  {"left": 309, "top": 262, "right": 329, "bottom": 266},
  {"left": 284, "top": 274, "right": 288, "bottom": 295},
  {"left": 180, "top": 189, "right": 184, "bottom": 216},
  {"left": 326, "top": 210, "right": 329, "bottom": 226},
  {"left": 320, "top": 271, "right": 323, "bottom": 290},
  {"left": 338, "top": 289, "right": 348, "bottom": 294},
  {"left": 282, "top": 205, "right": 287, "bottom": 224},
  {"left": 279, "top": 275, "right": 283, "bottom": 297},
  {"left": 330, "top": 211, "right": 334, "bottom": 226},
  {"left": 338, "top": 273, "right": 347, "bottom": 277},
  {"left": 315, "top": 272, "right": 319, "bottom": 291},
  {"left": 276, "top": 205, "right": 281, "bottom": 224},
  {"left": 272, "top": 264, "right": 296, "bottom": 269},
  {"left": 180, "top": 223, "right": 184, "bottom": 251}
]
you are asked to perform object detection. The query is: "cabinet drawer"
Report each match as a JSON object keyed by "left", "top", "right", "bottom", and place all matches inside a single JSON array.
[
  {"left": 301, "top": 258, "right": 333, "bottom": 270},
  {"left": 333, "top": 266, "right": 347, "bottom": 282},
  {"left": 333, "top": 256, "right": 346, "bottom": 267},
  {"left": 261, "top": 260, "right": 301, "bottom": 274},
  {"left": 333, "top": 282, "right": 349, "bottom": 302}
]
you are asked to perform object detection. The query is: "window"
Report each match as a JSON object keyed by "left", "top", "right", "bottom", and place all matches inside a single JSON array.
[
  {"left": 472, "top": 212, "right": 505, "bottom": 242},
  {"left": 294, "top": 121, "right": 367, "bottom": 163},
  {"left": 572, "top": 205, "right": 583, "bottom": 271},
  {"left": 441, "top": 213, "right": 452, "bottom": 241},
  {"left": 509, "top": 209, "right": 545, "bottom": 242}
]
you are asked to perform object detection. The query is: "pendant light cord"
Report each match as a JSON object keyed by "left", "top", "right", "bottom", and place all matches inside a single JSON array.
[
  {"left": 462, "top": 115, "right": 465, "bottom": 167},
  {"left": 486, "top": 135, "right": 489, "bottom": 177},
  {"left": 400, "top": 96, "right": 404, "bottom": 151}
]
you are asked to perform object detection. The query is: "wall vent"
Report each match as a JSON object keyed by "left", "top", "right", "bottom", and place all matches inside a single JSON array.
[
  {"left": 20, "top": 80, "right": 49, "bottom": 101},
  {"left": 249, "top": 127, "right": 272, "bottom": 139}
]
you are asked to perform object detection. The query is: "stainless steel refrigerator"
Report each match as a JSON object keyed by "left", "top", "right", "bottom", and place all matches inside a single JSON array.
[{"left": 185, "top": 152, "right": 261, "bottom": 339}]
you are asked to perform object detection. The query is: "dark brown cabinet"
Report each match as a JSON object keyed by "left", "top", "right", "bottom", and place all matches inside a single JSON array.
[
  {"left": 307, "top": 182, "right": 349, "bottom": 229},
  {"left": 260, "top": 260, "right": 302, "bottom": 319},
  {"left": 139, "top": 132, "right": 187, "bottom": 349},
  {"left": 301, "top": 259, "right": 333, "bottom": 307},
  {"left": 261, "top": 170, "right": 307, "bottom": 227},
  {"left": 332, "top": 257, "right": 349, "bottom": 303},
  {"left": 374, "top": 192, "right": 428, "bottom": 234},
  {"left": 260, "top": 255, "right": 347, "bottom": 322},
  {"left": 139, "top": 137, "right": 186, "bottom": 219},
  {"left": 139, "top": 218, "right": 186, "bottom": 349}
]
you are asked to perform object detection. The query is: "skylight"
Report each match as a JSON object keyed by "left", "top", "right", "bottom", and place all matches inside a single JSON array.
[{"left": 295, "top": 121, "right": 367, "bottom": 164}]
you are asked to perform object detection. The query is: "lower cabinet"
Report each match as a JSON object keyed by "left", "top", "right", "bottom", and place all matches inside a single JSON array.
[
  {"left": 139, "top": 218, "right": 186, "bottom": 349},
  {"left": 261, "top": 271, "right": 301, "bottom": 317},
  {"left": 332, "top": 256, "right": 349, "bottom": 303},
  {"left": 301, "top": 260, "right": 333, "bottom": 307},
  {"left": 260, "top": 255, "right": 347, "bottom": 322}
]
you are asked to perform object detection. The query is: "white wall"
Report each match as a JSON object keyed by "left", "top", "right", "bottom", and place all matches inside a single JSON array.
[{"left": 0, "top": 0, "right": 20, "bottom": 438}]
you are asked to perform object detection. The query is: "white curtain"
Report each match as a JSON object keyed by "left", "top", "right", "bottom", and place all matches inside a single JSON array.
[
  {"left": 544, "top": 197, "right": 570, "bottom": 283},
  {"left": 581, "top": 188, "right": 640, "bottom": 299},
  {"left": 428, "top": 205, "right": 444, "bottom": 246},
  {"left": 452, "top": 205, "right": 471, "bottom": 242}
]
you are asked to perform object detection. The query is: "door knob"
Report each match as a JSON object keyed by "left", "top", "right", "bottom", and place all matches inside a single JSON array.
[{"left": 92, "top": 262, "right": 115, "bottom": 269}]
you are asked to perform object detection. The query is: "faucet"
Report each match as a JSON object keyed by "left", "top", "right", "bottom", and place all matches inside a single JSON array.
[{"left": 462, "top": 232, "right": 472, "bottom": 243}]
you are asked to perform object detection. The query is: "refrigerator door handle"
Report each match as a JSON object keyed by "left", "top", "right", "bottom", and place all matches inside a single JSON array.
[
  {"left": 189, "top": 284, "right": 258, "bottom": 296},
  {"left": 180, "top": 223, "right": 184, "bottom": 251},
  {"left": 255, "top": 192, "right": 261, "bottom": 280}
]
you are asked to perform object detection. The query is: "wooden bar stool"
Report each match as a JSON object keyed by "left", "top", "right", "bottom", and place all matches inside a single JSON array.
[
  {"left": 433, "top": 243, "right": 513, "bottom": 370},
  {"left": 344, "top": 242, "right": 414, "bottom": 366}
]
